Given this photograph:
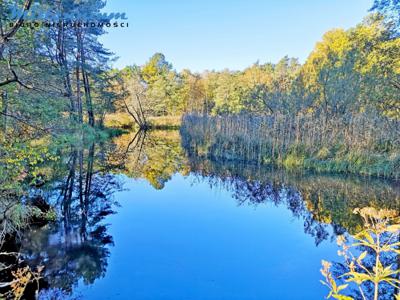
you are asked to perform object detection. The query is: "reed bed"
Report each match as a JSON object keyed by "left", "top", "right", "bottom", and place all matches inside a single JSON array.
[{"left": 181, "top": 113, "right": 400, "bottom": 179}]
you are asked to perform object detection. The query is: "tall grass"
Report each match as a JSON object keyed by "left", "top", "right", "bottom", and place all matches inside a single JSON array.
[
  {"left": 104, "top": 113, "right": 182, "bottom": 130},
  {"left": 147, "top": 116, "right": 182, "bottom": 129},
  {"left": 181, "top": 113, "right": 400, "bottom": 179}
]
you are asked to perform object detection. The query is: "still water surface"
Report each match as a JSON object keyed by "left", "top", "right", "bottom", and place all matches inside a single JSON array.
[
  {"left": 18, "top": 130, "right": 400, "bottom": 299},
  {"left": 75, "top": 175, "right": 336, "bottom": 299}
]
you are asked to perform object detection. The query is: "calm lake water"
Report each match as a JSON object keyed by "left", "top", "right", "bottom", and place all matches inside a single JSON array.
[{"left": 18, "top": 130, "right": 400, "bottom": 300}]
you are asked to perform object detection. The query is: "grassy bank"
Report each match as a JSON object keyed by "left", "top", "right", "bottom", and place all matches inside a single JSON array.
[
  {"left": 181, "top": 114, "right": 400, "bottom": 180},
  {"left": 104, "top": 113, "right": 181, "bottom": 130},
  {"left": 147, "top": 116, "right": 182, "bottom": 129}
]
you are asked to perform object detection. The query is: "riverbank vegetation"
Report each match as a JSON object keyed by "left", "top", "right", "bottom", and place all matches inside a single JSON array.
[
  {"left": 181, "top": 113, "right": 400, "bottom": 179},
  {"left": 114, "top": 2, "right": 399, "bottom": 177},
  {"left": 0, "top": 0, "right": 120, "bottom": 230},
  {"left": 0, "top": 0, "right": 399, "bottom": 297},
  {"left": 1, "top": 127, "right": 398, "bottom": 297},
  {"left": 0, "top": 1, "right": 122, "bottom": 295}
]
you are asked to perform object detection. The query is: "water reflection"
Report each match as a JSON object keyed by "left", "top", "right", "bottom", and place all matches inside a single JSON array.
[
  {"left": 183, "top": 145, "right": 400, "bottom": 243},
  {"left": 0, "top": 130, "right": 399, "bottom": 299},
  {"left": 107, "top": 130, "right": 189, "bottom": 189},
  {"left": 14, "top": 142, "right": 122, "bottom": 298},
  {"left": 201, "top": 163, "right": 399, "bottom": 232}
]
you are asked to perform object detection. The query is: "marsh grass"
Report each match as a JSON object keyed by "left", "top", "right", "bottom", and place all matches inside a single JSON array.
[
  {"left": 147, "top": 116, "right": 182, "bottom": 129},
  {"left": 181, "top": 114, "right": 400, "bottom": 179},
  {"left": 104, "top": 113, "right": 182, "bottom": 130}
]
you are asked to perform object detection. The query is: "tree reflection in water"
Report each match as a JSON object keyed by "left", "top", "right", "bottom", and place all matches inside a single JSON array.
[
  {"left": 18, "top": 142, "right": 123, "bottom": 298},
  {"left": 0, "top": 130, "right": 399, "bottom": 298},
  {"left": 109, "top": 130, "right": 399, "bottom": 246},
  {"left": 183, "top": 155, "right": 399, "bottom": 245}
]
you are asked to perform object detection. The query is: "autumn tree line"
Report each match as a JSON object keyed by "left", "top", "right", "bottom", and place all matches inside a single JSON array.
[
  {"left": 119, "top": 12, "right": 399, "bottom": 122},
  {"left": 0, "top": 0, "right": 399, "bottom": 177},
  {"left": 117, "top": 1, "right": 399, "bottom": 178}
]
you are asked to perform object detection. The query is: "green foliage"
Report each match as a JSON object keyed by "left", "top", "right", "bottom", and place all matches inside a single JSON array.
[
  {"left": 321, "top": 207, "right": 400, "bottom": 300},
  {"left": 317, "top": 147, "right": 332, "bottom": 160},
  {"left": 282, "top": 153, "right": 305, "bottom": 169},
  {"left": 121, "top": 54, "right": 184, "bottom": 118},
  {"left": 0, "top": 0, "right": 117, "bottom": 136},
  {"left": 43, "top": 208, "right": 57, "bottom": 222},
  {"left": 117, "top": 13, "right": 398, "bottom": 123}
]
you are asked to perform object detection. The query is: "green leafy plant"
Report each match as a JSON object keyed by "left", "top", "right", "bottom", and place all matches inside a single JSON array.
[{"left": 321, "top": 207, "right": 400, "bottom": 300}]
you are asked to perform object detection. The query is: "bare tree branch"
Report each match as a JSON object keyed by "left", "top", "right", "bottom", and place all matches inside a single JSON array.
[
  {"left": 0, "top": 111, "right": 54, "bottom": 135},
  {"left": 0, "top": 0, "right": 34, "bottom": 44},
  {"left": 0, "top": 54, "right": 34, "bottom": 89}
]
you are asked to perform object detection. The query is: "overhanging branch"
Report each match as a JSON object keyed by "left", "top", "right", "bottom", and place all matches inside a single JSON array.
[{"left": 0, "top": 0, "right": 33, "bottom": 44}]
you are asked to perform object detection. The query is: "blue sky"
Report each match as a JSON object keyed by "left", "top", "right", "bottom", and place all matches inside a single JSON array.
[{"left": 101, "top": 0, "right": 372, "bottom": 72}]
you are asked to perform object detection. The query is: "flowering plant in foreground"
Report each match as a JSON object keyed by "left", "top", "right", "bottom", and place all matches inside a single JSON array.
[{"left": 321, "top": 207, "right": 400, "bottom": 300}]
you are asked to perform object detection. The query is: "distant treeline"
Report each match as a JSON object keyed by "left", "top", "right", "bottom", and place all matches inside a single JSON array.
[
  {"left": 116, "top": 9, "right": 399, "bottom": 125},
  {"left": 115, "top": 3, "right": 400, "bottom": 177}
]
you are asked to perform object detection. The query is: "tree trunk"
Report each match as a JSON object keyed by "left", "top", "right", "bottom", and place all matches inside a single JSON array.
[
  {"left": 56, "top": 26, "right": 75, "bottom": 119},
  {"left": 77, "top": 31, "right": 95, "bottom": 126},
  {"left": 1, "top": 91, "right": 8, "bottom": 131},
  {"left": 75, "top": 58, "right": 83, "bottom": 123}
]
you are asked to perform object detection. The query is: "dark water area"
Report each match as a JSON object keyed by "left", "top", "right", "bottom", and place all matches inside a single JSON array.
[{"left": 3, "top": 130, "right": 400, "bottom": 299}]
